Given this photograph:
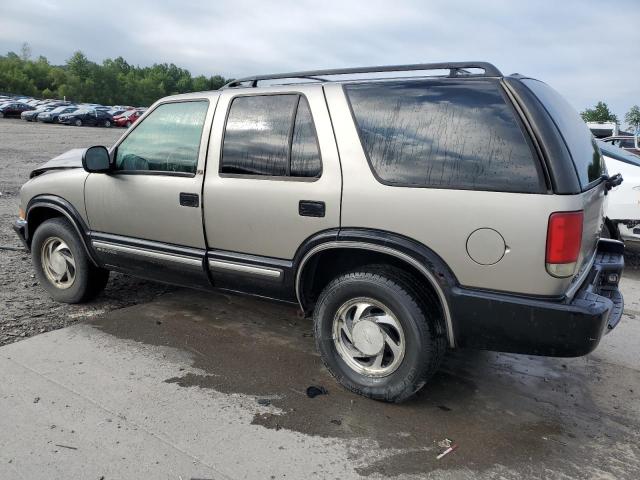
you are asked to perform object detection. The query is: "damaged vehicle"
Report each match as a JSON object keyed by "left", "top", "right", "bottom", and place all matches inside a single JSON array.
[
  {"left": 599, "top": 140, "right": 640, "bottom": 249},
  {"left": 14, "top": 62, "right": 625, "bottom": 402}
]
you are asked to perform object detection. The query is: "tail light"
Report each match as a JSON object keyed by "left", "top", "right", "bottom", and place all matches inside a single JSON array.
[{"left": 546, "top": 211, "right": 583, "bottom": 278}]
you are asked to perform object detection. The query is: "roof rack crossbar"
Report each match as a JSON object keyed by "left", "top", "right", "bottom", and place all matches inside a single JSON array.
[{"left": 223, "top": 61, "right": 501, "bottom": 88}]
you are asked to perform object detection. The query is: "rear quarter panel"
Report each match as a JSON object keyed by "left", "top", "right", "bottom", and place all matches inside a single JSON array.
[{"left": 325, "top": 83, "right": 604, "bottom": 297}]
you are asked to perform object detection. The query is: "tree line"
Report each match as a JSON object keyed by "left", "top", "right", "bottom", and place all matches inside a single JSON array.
[{"left": 0, "top": 46, "right": 229, "bottom": 107}]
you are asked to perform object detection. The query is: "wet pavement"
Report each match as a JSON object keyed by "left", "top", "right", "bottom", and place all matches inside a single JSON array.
[{"left": 1, "top": 279, "right": 639, "bottom": 479}]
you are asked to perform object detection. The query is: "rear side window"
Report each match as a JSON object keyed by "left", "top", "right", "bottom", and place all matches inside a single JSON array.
[
  {"left": 522, "top": 79, "right": 603, "bottom": 189},
  {"left": 221, "top": 94, "right": 321, "bottom": 178},
  {"left": 345, "top": 80, "right": 543, "bottom": 193}
]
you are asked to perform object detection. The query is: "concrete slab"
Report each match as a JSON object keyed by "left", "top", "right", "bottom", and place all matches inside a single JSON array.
[{"left": 1, "top": 283, "right": 640, "bottom": 479}]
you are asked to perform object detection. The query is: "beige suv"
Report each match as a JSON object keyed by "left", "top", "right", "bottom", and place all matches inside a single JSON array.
[{"left": 14, "top": 62, "right": 625, "bottom": 402}]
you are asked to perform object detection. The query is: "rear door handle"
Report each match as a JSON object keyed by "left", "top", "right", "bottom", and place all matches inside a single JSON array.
[
  {"left": 299, "top": 200, "right": 325, "bottom": 217},
  {"left": 179, "top": 192, "right": 200, "bottom": 207}
]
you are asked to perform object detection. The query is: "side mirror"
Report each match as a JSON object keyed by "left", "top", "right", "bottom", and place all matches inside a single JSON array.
[{"left": 82, "top": 146, "right": 112, "bottom": 173}]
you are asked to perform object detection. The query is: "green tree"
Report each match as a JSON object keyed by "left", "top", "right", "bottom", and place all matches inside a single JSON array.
[
  {"left": 625, "top": 105, "right": 640, "bottom": 132},
  {"left": 0, "top": 49, "right": 228, "bottom": 106},
  {"left": 580, "top": 101, "right": 619, "bottom": 124}
]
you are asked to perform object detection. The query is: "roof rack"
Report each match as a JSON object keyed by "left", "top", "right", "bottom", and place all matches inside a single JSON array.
[{"left": 223, "top": 61, "right": 502, "bottom": 88}]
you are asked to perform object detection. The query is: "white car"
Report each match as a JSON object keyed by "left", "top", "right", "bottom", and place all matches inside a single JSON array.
[{"left": 599, "top": 140, "right": 640, "bottom": 249}]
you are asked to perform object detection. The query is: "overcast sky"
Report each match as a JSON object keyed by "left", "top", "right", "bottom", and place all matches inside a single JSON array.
[{"left": 1, "top": 0, "right": 638, "bottom": 124}]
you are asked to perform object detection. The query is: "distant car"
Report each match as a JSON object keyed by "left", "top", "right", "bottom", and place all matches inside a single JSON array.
[
  {"left": 37, "top": 106, "right": 79, "bottom": 123},
  {"left": 599, "top": 140, "right": 640, "bottom": 249},
  {"left": 113, "top": 109, "right": 143, "bottom": 127},
  {"left": 21, "top": 105, "right": 59, "bottom": 122},
  {"left": 0, "top": 102, "right": 35, "bottom": 118},
  {"left": 58, "top": 109, "right": 114, "bottom": 127},
  {"left": 602, "top": 136, "right": 640, "bottom": 157}
]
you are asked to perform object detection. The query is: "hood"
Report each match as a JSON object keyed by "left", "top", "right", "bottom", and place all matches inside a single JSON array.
[
  {"left": 30, "top": 148, "right": 86, "bottom": 178},
  {"left": 598, "top": 140, "right": 640, "bottom": 167}
]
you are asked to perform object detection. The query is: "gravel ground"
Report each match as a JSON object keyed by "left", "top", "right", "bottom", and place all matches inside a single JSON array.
[{"left": 0, "top": 119, "right": 173, "bottom": 346}]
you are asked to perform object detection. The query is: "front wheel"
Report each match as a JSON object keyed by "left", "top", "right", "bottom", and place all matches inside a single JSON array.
[
  {"left": 125, "top": 121, "right": 132, "bottom": 127},
  {"left": 103, "top": 120, "right": 111, "bottom": 127},
  {"left": 75, "top": 119, "right": 82, "bottom": 127},
  {"left": 313, "top": 266, "right": 446, "bottom": 402},
  {"left": 32, "top": 218, "right": 109, "bottom": 303}
]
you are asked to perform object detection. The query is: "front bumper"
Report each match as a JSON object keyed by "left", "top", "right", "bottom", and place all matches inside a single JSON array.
[
  {"left": 451, "top": 239, "right": 624, "bottom": 357},
  {"left": 13, "top": 218, "right": 29, "bottom": 250}
]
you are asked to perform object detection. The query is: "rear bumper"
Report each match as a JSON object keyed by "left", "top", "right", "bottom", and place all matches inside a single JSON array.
[{"left": 451, "top": 239, "right": 624, "bottom": 357}]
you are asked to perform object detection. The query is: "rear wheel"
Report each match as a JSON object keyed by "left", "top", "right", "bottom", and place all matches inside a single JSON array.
[
  {"left": 125, "top": 121, "right": 132, "bottom": 127},
  {"left": 75, "top": 119, "right": 82, "bottom": 127},
  {"left": 0, "top": 112, "right": 4, "bottom": 118},
  {"left": 313, "top": 266, "right": 446, "bottom": 402},
  {"left": 103, "top": 120, "right": 111, "bottom": 127},
  {"left": 32, "top": 218, "right": 109, "bottom": 303}
]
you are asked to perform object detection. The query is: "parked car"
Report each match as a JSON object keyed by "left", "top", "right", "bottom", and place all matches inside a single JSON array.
[
  {"left": 13, "top": 61, "right": 625, "bottom": 402},
  {"left": 21, "top": 105, "right": 59, "bottom": 122},
  {"left": 58, "top": 109, "right": 114, "bottom": 127},
  {"left": 113, "top": 109, "right": 143, "bottom": 127},
  {"left": 602, "top": 135, "right": 640, "bottom": 157},
  {"left": 37, "top": 106, "right": 79, "bottom": 123},
  {"left": 0, "top": 102, "right": 35, "bottom": 118},
  {"left": 598, "top": 140, "right": 640, "bottom": 249}
]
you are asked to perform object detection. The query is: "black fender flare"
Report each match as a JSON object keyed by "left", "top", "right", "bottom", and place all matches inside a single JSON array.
[
  {"left": 25, "top": 195, "right": 100, "bottom": 266},
  {"left": 293, "top": 228, "right": 458, "bottom": 347}
]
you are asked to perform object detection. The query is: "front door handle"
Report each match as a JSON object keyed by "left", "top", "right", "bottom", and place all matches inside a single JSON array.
[
  {"left": 299, "top": 200, "right": 325, "bottom": 217},
  {"left": 179, "top": 192, "right": 200, "bottom": 207}
]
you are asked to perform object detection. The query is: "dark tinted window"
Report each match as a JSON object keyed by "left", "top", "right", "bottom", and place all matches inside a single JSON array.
[
  {"left": 522, "top": 79, "right": 603, "bottom": 188},
  {"left": 221, "top": 94, "right": 321, "bottom": 178},
  {"left": 345, "top": 80, "right": 542, "bottom": 193},
  {"left": 291, "top": 97, "right": 322, "bottom": 177},
  {"left": 115, "top": 101, "right": 208, "bottom": 174}
]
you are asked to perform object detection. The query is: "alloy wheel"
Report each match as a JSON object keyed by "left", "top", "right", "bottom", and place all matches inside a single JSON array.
[
  {"left": 41, "top": 236, "right": 76, "bottom": 289},
  {"left": 332, "top": 297, "right": 405, "bottom": 377}
]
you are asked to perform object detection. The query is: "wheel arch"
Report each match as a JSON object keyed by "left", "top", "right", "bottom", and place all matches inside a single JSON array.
[
  {"left": 26, "top": 195, "right": 99, "bottom": 266},
  {"left": 295, "top": 229, "right": 458, "bottom": 347}
]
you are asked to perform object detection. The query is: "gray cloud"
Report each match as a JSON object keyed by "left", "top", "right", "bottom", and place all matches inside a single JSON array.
[{"left": 1, "top": 0, "right": 638, "bottom": 122}]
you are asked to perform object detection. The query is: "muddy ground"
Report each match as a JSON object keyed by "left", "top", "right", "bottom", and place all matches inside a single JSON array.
[{"left": 0, "top": 119, "right": 173, "bottom": 346}]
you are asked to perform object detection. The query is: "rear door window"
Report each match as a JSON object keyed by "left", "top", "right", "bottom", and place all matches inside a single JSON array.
[
  {"left": 522, "top": 79, "right": 603, "bottom": 189},
  {"left": 345, "top": 79, "right": 544, "bottom": 193},
  {"left": 221, "top": 94, "right": 321, "bottom": 178}
]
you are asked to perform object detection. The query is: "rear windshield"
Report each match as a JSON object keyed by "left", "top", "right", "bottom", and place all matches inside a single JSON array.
[{"left": 522, "top": 79, "right": 603, "bottom": 189}]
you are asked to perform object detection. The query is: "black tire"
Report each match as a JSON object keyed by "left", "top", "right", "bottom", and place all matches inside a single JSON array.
[
  {"left": 104, "top": 120, "right": 111, "bottom": 127},
  {"left": 31, "top": 218, "right": 109, "bottom": 303},
  {"left": 313, "top": 265, "right": 446, "bottom": 402},
  {"left": 75, "top": 119, "right": 82, "bottom": 127},
  {"left": 125, "top": 121, "right": 132, "bottom": 128}
]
